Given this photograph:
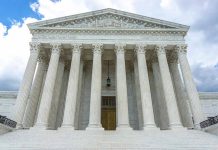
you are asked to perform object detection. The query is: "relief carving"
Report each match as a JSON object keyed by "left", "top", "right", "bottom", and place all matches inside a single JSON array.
[{"left": 44, "top": 14, "right": 174, "bottom": 29}]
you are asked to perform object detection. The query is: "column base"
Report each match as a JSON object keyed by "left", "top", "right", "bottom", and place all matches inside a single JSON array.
[
  {"left": 142, "top": 124, "right": 159, "bottom": 131},
  {"left": 16, "top": 123, "right": 24, "bottom": 129},
  {"left": 31, "top": 123, "right": 48, "bottom": 130},
  {"left": 116, "top": 125, "right": 132, "bottom": 131},
  {"left": 86, "top": 124, "right": 104, "bottom": 131},
  {"left": 169, "top": 123, "right": 186, "bottom": 130},
  {"left": 59, "top": 125, "right": 75, "bottom": 131}
]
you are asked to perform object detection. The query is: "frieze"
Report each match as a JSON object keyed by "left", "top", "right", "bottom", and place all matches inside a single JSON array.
[
  {"left": 42, "top": 13, "right": 175, "bottom": 29},
  {"left": 31, "top": 28, "right": 187, "bottom": 37},
  {"left": 30, "top": 30, "right": 185, "bottom": 44}
]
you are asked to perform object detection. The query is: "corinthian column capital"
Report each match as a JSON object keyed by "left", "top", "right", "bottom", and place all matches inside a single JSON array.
[
  {"left": 155, "top": 45, "right": 167, "bottom": 55},
  {"left": 135, "top": 44, "right": 146, "bottom": 54},
  {"left": 51, "top": 43, "right": 62, "bottom": 54},
  {"left": 92, "top": 44, "right": 104, "bottom": 54},
  {"left": 114, "top": 43, "right": 126, "bottom": 54},
  {"left": 175, "top": 45, "right": 188, "bottom": 55},
  {"left": 71, "top": 43, "right": 83, "bottom": 54},
  {"left": 30, "top": 42, "right": 41, "bottom": 54}
]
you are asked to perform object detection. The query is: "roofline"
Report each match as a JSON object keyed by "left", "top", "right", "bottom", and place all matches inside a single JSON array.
[{"left": 28, "top": 8, "right": 189, "bottom": 30}]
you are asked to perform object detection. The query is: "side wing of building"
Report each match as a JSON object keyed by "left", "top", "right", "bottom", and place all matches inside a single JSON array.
[{"left": 0, "top": 91, "right": 218, "bottom": 119}]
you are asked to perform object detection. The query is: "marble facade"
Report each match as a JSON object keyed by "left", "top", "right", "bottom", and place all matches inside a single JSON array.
[{"left": 11, "top": 8, "right": 206, "bottom": 131}]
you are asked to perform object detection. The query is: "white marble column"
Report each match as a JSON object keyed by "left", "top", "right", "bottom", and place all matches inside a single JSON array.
[
  {"left": 48, "top": 58, "right": 65, "bottom": 129},
  {"left": 152, "top": 61, "right": 169, "bottom": 130},
  {"left": 22, "top": 56, "right": 47, "bottom": 128},
  {"left": 13, "top": 43, "right": 40, "bottom": 128},
  {"left": 156, "top": 45, "right": 183, "bottom": 129},
  {"left": 169, "top": 55, "right": 194, "bottom": 128},
  {"left": 75, "top": 61, "right": 84, "bottom": 129},
  {"left": 61, "top": 44, "right": 82, "bottom": 129},
  {"left": 176, "top": 45, "right": 205, "bottom": 128},
  {"left": 35, "top": 43, "right": 62, "bottom": 129},
  {"left": 115, "top": 44, "right": 132, "bottom": 130},
  {"left": 135, "top": 45, "right": 157, "bottom": 129},
  {"left": 133, "top": 59, "right": 143, "bottom": 130},
  {"left": 86, "top": 44, "right": 104, "bottom": 130},
  {"left": 55, "top": 67, "right": 70, "bottom": 128}
]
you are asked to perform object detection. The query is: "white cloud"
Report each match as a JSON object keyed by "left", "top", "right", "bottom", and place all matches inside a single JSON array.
[{"left": 0, "top": 18, "right": 38, "bottom": 90}]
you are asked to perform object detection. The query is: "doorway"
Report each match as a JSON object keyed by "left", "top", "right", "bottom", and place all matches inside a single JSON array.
[{"left": 101, "top": 96, "right": 116, "bottom": 130}]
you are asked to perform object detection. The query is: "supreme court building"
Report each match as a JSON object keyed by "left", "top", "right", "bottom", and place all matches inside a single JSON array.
[
  {"left": 13, "top": 8, "right": 205, "bottom": 131},
  {"left": 2, "top": 8, "right": 218, "bottom": 149}
]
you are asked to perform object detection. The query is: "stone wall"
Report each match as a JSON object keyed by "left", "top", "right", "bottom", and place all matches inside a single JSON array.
[
  {"left": 0, "top": 91, "right": 17, "bottom": 118},
  {"left": 1, "top": 91, "right": 218, "bottom": 122}
]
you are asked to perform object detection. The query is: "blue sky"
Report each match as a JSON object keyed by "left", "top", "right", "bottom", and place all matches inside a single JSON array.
[
  {"left": 0, "top": 0, "right": 218, "bottom": 92},
  {"left": 0, "top": 0, "right": 41, "bottom": 28}
]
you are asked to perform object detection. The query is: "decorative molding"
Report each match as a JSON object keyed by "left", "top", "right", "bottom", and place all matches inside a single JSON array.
[
  {"left": 28, "top": 8, "right": 189, "bottom": 30},
  {"left": 30, "top": 28, "right": 187, "bottom": 37},
  {"left": 41, "top": 13, "right": 175, "bottom": 30}
]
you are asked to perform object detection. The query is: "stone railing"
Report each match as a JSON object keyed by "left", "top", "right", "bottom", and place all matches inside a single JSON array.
[
  {"left": 0, "top": 115, "right": 17, "bottom": 128},
  {"left": 200, "top": 115, "right": 218, "bottom": 128}
]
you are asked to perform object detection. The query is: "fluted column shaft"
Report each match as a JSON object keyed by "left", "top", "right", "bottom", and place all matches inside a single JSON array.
[
  {"left": 61, "top": 44, "right": 82, "bottom": 129},
  {"left": 35, "top": 44, "right": 61, "bottom": 128},
  {"left": 156, "top": 45, "right": 183, "bottom": 129},
  {"left": 152, "top": 62, "right": 169, "bottom": 130},
  {"left": 177, "top": 45, "right": 205, "bottom": 128},
  {"left": 169, "top": 60, "right": 193, "bottom": 128},
  {"left": 13, "top": 43, "right": 40, "bottom": 128},
  {"left": 87, "top": 44, "right": 103, "bottom": 130},
  {"left": 48, "top": 59, "right": 65, "bottom": 129},
  {"left": 115, "top": 44, "right": 131, "bottom": 130},
  {"left": 135, "top": 45, "right": 156, "bottom": 129},
  {"left": 22, "top": 56, "right": 47, "bottom": 128}
]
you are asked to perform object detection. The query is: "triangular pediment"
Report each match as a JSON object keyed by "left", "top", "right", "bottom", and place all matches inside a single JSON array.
[{"left": 28, "top": 8, "right": 189, "bottom": 30}]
